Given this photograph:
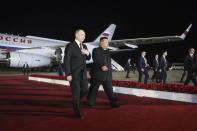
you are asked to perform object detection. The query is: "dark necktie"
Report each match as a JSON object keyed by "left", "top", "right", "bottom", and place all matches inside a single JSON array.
[{"left": 80, "top": 43, "right": 83, "bottom": 50}]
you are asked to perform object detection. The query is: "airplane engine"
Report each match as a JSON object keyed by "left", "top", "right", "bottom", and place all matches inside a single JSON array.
[{"left": 7, "top": 52, "right": 51, "bottom": 68}]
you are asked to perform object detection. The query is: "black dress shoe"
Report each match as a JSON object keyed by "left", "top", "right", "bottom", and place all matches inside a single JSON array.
[
  {"left": 110, "top": 102, "right": 120, "bottom": 108},
  {"left": 88, "top": 104, "right": 94, "bottom": 108},
  {"left": 74, "top": 113, "right": 83, "bottom": 119},
  {"left": 74, "top": 110, "right": 83, "bottom": 119},
  {"left": 112, "top": 97, "right": 118, "bottom": 102}
]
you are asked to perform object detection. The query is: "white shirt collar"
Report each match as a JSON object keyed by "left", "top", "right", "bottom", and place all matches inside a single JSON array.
[
  {"left": 75, "top": 39, "right": 81, "bottom": 48},
  {"left": 190, "top": 53, "right": 194, "bottom": 57}
]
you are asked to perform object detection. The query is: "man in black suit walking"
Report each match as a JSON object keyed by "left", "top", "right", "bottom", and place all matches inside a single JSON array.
[
  {"left": 184, "top": 48, "right": 197, "bottom": 86},
  {"left": 194, "top": 51, "right": 197, "bottom": 76},
  {"left": 64, "top": 29, "right": 91, "bottom": 118},
  {"left": 137, "top": 51, "right": 149, "bottom": 84},
  {"left": 151, "top": 54, "right": 159, "bottom": 83},
  {"left": 159, "top": 51, "right": 168, "bottom": 84},
  {"left": 125, "top": 58, "right": 132, "bottom": 78},
  {"left": 87, "top": 37, "right": 119, "bottom": 108},
  {"left": 22, "top": 62, "right": 29, "bottom": 76},
  {"left": 180, "top": 64, "right": 187, "bottom": 83}
]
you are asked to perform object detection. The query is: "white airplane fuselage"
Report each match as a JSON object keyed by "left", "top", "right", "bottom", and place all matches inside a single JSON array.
[{"left": 0, "top": 33, "right": 65, "bottom": 67}]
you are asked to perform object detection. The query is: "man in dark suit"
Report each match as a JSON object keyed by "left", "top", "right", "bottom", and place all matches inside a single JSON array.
[
  {"left": 22, "top": 62, "right": 29, "bottom": 76},
  {"left": 125, "top": 58, "right": 132, "bottom": 78},
  {"left": 137, "top": 51, "right": 149, "bottom": 84},
  {"left": 87, "top": 37, "right": 119, "bottom": 108},
  {"left": 184, "top": 48, "right": 197, "bottom": 86},
  {"left": 180, "top": 55, "right": 187, "bottom": 83},
  {"left": 159, "top": 51, "right": 168, "bottom": 84},
  {"left": 151, "top": 54, "right": 159, "bottom": 83},
  {"left": 64, "top": 29, "right": 91, "bottom": 118},
  {"left": 180, "top": 64, "right": 187, "bottom": 83},
  {"left": 194, "top": 51, "right": 197, "bottom": 76}
]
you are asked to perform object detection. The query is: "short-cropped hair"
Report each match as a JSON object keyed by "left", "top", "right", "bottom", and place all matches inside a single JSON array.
[
  {"left": 189, "top": 48, "right": 195, "bottom": 52},
  {"left": 100, "top": 37, "right": 108, "bottom": 42},
  {"left": 75, "top": 29, "right": 85, "bottom": 34}
]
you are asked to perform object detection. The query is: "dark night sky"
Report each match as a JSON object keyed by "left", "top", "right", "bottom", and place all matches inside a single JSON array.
[{"left": 0, "top": 0, "right": 196, "bottom": 65}]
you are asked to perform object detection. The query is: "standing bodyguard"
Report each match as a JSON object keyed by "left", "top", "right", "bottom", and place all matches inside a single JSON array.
[
  {"left": 151, "top": 54, "right": 159, "bottom": 83},
  {"left": 159, "top": 51, "right": 168, "bottom": 84},
  {"left": 184, "top": 48, "right": 197, "bottom": 86},
  {"left": 137, "top": 51, "right": 149, "bottom": 84}
]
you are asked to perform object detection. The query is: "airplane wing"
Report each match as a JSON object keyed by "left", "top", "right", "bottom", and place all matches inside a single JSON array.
[
  {"left": 109, "top": 48, "right": 136, "bottom": 54},
  {"left": 109, "top": 24, "right": 192, "bottom": 48}
]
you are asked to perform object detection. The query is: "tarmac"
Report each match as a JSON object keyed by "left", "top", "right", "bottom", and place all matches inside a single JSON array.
[{"left": 0, "top": 69, "right": 187, "bottom": 84}]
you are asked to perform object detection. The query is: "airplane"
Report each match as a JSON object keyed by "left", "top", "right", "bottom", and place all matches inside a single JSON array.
[{"left": 0, "top": 23, "right": 192, "bottom": 71}]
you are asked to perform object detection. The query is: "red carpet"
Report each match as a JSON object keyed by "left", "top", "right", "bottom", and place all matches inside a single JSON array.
[{"left": 0, "top": 76, "right": 197, "bottom": 131}]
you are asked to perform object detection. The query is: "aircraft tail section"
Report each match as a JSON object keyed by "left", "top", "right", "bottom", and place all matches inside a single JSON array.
[
  {"left": 94, "top": 24, "right": 116, "bottom": 43},
  {"left": 180, "top": 24, "right": 192, "bottom": 39}
]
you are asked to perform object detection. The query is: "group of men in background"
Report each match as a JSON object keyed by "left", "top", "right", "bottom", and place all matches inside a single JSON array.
[
  {"left": 125, "top": 48, "right": 197, "bottom": 86},
  {"left": 137, "top": 51, "right": 168, "bottom": 84}
]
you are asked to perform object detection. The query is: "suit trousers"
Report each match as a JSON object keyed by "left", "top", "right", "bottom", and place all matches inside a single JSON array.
[
  {"left": 138, "top": 69, "right": 149, "bottom": 84},
  {"left": 151, "top": 70, "right": 159, "bottom": 83},
  {"left": 159, "top": 70, "right": 167, "bottom": 84},
  {"left": 184, "top": 71, "right": 197, "bottom": 86},
  {"left": 87, "top": 79, "right": 115, "bottom": 106},
  {"left": 70, "top": 76, "right": 88, "bottom": 114}
]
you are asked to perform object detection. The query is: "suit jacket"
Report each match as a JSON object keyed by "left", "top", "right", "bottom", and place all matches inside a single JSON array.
[
  {"left": 91, "top": 47, "right": 112, "bottom": 81},
  {"left": 159, "top": 56, "right": 168, "bottom": 71},
  {"left": 184, "top": 54, "right": 197, "bottom": 72},
  {"left": 63, "top": 41, "right": 91, "bottom": 80},
  {"left": 194, "top": 53, "right": 197, "bottom": 65},
  {"left": 153, "top": 59, "right": 159, "bottom": 70},
  {"left": 124, "top": 61, "right": 132, "bottom": 71},
  {"left": 137, "top": 56, "right": 147, "bottom": 71}
]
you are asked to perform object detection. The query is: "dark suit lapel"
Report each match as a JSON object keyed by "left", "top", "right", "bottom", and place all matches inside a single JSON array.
[{"left": 73, "top": 41, "right": 81, "bottom": 52}]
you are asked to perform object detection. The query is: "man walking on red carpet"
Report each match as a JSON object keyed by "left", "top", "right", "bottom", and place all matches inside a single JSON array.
[
  {"left": 184, "top": 48, "right": 197, "bottom": 86},
  {"left": 64, "top": 29, "right": 91, "bottom": 118},
  {"left": 87, "top": 37, "right": 119, "bottom": 108}
]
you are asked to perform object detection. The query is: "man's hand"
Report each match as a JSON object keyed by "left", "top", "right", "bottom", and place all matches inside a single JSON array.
[
  {"left": 81, "top": 49, "right": 89, "bottom": 55},
  {"left": 145, "top": 64, "right": 150, "bottom": 67},
  {"left": 67, "top": 75, "right": 72, "bottom": 81},
  {"left": 101, "top": 66, "right": 108, "bottom": 71}
]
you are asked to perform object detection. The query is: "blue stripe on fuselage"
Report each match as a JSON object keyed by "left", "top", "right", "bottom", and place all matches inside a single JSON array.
[{"left": 0, "top": 45, "right": 24, "bottom": 51}]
